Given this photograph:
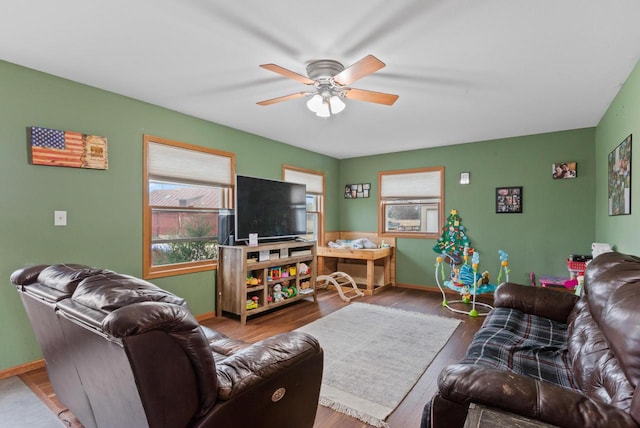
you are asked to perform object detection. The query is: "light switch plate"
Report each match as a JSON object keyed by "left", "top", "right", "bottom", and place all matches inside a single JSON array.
[{"left": 54, "top": 210, "right": 67, "bottom": 226}]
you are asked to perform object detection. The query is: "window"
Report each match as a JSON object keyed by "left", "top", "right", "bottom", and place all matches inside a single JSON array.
[
  {"left": 378, "top": 166, "right": 444, "bottom": 238},
  {"left": 282, "top": 165, "right": 325, "bottom": 243},
  {"left": 143, "top": 135, "right": 235, "bottom": 278}
]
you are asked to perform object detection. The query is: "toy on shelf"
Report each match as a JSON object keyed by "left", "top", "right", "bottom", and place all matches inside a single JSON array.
[
  {"left": 246, "top": 275, "right": 261, "bottom": 286},
  {"left": 272, "top": 284, "right": 284, "bottom": 302},
  {"left": 435, "top": 249, "right": 509, "bottom": 317},
  {"left": 298, "top": 263, "right": 310, "bottom": 275},
  {"left": 246, "top": 296, "right": 259, "bottom": 310},
  {"left": 282, "top": 283, "right": 297, "bottom": 298},
  {"left": 279, "top": 280, "right": 293, "bottom": 299},
  {"left": 268, "top": 267, "right": 282, "bottom": 281}
]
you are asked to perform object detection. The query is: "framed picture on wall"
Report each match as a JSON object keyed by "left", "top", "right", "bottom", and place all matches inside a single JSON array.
[
  {"left": 496, "top": 186, "right": 523, "bottom": 213},
  {"left": 608, "top": 134, "right": 632, "bottom": 216},
  {"left": 344, "top": 183, "right": 370, "bottom": 198},
  {"left": 552, "top": 162, "right": 577, "bottom": 179}
]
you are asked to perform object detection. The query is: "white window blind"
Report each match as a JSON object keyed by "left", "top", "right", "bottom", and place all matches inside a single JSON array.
[
  {"left": 378, "top": 167, "right": 444, "bottom": 238},
  {"left": 283, "top": 168, "right": 324, "bottom": 194},
  {"left": 380, "top": 170, "right": 441, "bottom": 198},
  {"left": 148, "top": 141, "right": 232, "bottom": 186}
]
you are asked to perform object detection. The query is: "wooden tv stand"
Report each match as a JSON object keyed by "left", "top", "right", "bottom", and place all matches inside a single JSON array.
[{"left": 217, "top": 240, "right": 317, "bottom": 324}]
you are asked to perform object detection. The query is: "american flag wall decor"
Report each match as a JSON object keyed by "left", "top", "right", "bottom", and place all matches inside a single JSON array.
[{"left": 30, "top": 126, "right": 108, "bottom": 170}]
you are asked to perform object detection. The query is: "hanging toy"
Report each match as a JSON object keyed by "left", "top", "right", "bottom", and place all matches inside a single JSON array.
[{"left": 497, "top": 250, "right": 509, "bottom": 284}]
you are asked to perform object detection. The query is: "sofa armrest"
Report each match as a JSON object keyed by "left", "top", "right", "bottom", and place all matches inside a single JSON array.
[
  {"left": 438, "top": 364, "right": 637, "bottom": 428},
  {"left": 215, "top": 331, "right": 322, "bottom": 400},
  {"left": 494, "top": 282, "right": 579, "bottom": 323}
]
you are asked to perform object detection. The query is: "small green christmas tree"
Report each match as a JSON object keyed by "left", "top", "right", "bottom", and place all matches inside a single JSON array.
[{"left": 433, "top": 209, "right": 473, "bottom": 263}]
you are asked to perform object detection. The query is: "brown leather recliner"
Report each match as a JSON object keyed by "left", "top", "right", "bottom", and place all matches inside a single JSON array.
[
  {"left": 10, "top": 264, "right": 323, "bottom": 428},
  {"left": 423, "top": 251, "right": 640, "bottom": 428}
]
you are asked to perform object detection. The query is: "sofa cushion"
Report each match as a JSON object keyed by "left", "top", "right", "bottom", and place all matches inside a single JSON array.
[
  {"left": 460, "top": 307, "right": 579, "bottom": 391},
  {"left": 583, "top": 252, "right": 640, "bottom": 322},
  {"left": 567, "top": 299, "right": 634, "bottom": 410},
  {"left": 200, "top": 325, "right": 250, "bottom": 364},
  {"left": 72, "top": 271, "right": 184, "bottom": 312},
  {"left": 584, "top": 252, "right": 640, "bottom": 388},
  {"left": 565, "top": 251, "right": 640, "bottom": 413},
  {"left": 57, "top": 299, "right": 107, "bottom": 329},
  {"left": 37, "top": 264, "right": 110, "bottom": 293}
]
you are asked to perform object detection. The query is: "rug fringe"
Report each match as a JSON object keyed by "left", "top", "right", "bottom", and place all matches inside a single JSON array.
[{"left": 319, "top": 396, "right": 390, "bottom": 428}]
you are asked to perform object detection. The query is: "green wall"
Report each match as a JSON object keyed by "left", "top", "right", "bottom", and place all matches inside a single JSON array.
[
  {"left": 0, "top": 60, "right": 339, "bottom": 370},
  {"left": 595, "top": 59, "right": 640, "bottom": 252},
  {"left": 2, "top": 54, "right": 638, "bottom": 372},
  {"left": 338, "top": 128, "right": 596, "bottom": 288}
]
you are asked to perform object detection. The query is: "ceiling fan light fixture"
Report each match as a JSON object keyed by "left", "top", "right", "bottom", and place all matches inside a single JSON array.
[
  {"left": 258, "top": 55, "right": 397, "bottom": 115},
  {"left": 307, "top": 93, "right": 346, "bottom": 118},
  {"left": 315, "top": 100, "right": 331, "bottom": 118},
  {"left": 306, "top": 94, "right": 323, "bottom": 112},
  {"left": 329, "top": 95, "right": 346, "bottom": 114}
]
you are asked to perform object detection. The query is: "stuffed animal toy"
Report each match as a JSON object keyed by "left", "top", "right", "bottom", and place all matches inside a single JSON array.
[
  {"left": 477, "top": 271, "right": 490, "bottom": 286},
  {"left": 273, "top": 284, "right": 283, "bottom": 302}
]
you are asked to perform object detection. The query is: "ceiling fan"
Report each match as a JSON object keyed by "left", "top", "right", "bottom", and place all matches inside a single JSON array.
[{"left": 257, "top": 54, "right": 399, "bottom": 117}]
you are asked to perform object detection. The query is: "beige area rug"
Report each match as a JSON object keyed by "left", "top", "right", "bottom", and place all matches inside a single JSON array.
[
  {"left": 296, "top": 302, "right": 461, "bottom": 428},
  {"left": 0, "top": 376, "right": 64, "bottom": 428}
]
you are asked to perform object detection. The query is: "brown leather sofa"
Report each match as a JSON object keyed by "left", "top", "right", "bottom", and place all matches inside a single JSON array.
[
  {"left": 10, "top": 264, "right": 323, "bottom": 428},
  {"left": 423, "top": 251, "right": 640, "bottom": 428}
]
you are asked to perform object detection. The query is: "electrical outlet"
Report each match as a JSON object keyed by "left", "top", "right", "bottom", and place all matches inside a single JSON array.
[{"left": 54, "top": 210, "right": 67, "bottom": 226}]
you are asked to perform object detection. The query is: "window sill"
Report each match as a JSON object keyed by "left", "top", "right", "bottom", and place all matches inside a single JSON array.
[{"left": 144, "top": 260, "right": 217, "bottom": 279}]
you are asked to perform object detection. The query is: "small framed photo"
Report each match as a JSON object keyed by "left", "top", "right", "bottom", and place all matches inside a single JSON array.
[
  {"left": 344, "top": 183, "right": 371, "bottom": 198},
  {"left": 552, "top": 162, "right": 577, "bottom": 179},
  {"left": 496, "top": 186, "right": 523, "bottom": 214}
]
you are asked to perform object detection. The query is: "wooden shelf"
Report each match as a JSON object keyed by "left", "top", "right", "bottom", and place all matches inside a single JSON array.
[{"left": 217, "top": 240, "right": 317, "bottom": 324}]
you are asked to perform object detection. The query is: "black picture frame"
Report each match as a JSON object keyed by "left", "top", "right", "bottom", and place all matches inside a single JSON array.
[
  {"left": 608, "top": 134, "right": 632, "bottom": 216},
  {"left": 344, "top": 183, "right": 370, "bottom": 198},
  {"left": 496, "top": 186, "right": 523, "bottom": 213}
]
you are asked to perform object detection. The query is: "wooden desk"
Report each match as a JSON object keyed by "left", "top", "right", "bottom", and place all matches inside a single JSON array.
[{"left": 316, "top": 246, "right": 394, "bottom": 295}]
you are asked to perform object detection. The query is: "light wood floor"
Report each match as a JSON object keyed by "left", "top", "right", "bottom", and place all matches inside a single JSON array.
[{"left": 20, "top": 287, "right": 490, "bottom": 428}]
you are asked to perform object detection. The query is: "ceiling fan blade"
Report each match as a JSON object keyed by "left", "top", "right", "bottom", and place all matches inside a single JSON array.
[
  {"left": 343, "top": 88, "right": 399, "bottom": 105},
  {"left": 333, "top": 55, "right": 386, "bottom": 86},
  {"left": 259, "top": 64, "right": 315, "bottom": 85},
  {"left": 257, "top": 92, "right": 310, "bottom": 106}
]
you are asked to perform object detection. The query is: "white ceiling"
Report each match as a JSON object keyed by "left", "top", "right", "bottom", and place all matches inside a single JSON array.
[{"left": 3, "top": 1, "right": 640, "bottom": 159}]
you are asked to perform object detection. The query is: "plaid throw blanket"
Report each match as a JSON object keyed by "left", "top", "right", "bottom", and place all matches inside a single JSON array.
[{"left": 460, "top": 307, "right": 580, "bottom": 391}]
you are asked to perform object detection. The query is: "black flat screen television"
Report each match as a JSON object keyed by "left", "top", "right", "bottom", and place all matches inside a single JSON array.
[{"left": 234, "top": 175, "right": 307, "bottom": 243}]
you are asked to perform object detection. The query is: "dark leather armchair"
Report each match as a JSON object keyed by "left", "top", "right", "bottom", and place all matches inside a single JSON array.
[{"left": 10, "top": 264, "right": 324, "bottom": 428}]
